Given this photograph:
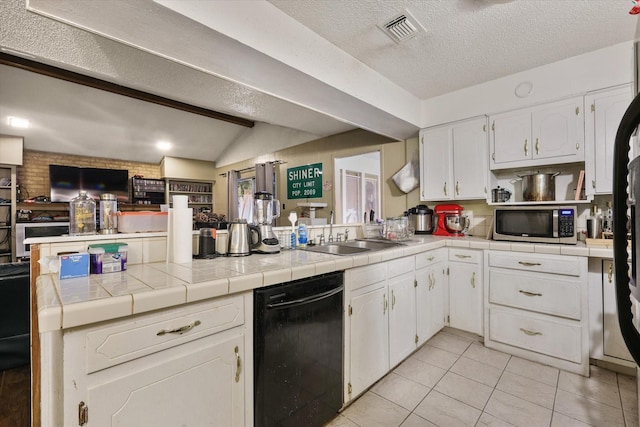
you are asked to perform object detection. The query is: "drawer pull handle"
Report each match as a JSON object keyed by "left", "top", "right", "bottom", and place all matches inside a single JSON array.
[
  {"left": 519, "top": 290, "right": 542, "bottom": 297},
  {"left": 520, "top": 328, "right": 542, "bottom": 336},
  {"left": 392, "top": 290, "right": 396, "bottom": 309},
  {"left": 157, "top": 320, "right": 201, "bottom": 336},
  {"left": 518, "top": 261, "right": 541, "bottom": 267},
  {"left": 455, "top": 254, "right": 472, "bottom": 259},
  {"left": 427, "top": 256, "right": 435, "bottom": 261},
  {"left": 429, "top": 273, "right": 435, "bottom": 290},
  {"left": 383, "top": 294, "right": 388, "bottom": 315},
  {"left": 471, "top": 272, "right": 476, "bottom": 288},
  {"left": 608, "top": 264, "right": 613, "bottom": 284},
  {"left": 235, "top": 346, "right": 241, "bottom": 383}
]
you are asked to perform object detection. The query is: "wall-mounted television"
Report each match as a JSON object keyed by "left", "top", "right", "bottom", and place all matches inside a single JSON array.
[{"left": 49, "top": 165, "right": 130, "bottom": 203}]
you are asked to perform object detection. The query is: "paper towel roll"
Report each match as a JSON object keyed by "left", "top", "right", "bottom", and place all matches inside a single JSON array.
[
  {"left": 170, "top": 207, "right": 193, "bottom": 263},
  {"left": 172, "top": 195, "right": 189, "bottom": 210}
]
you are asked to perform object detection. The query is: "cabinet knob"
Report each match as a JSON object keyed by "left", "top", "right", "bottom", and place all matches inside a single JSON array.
[
  {"left": 443, "top": 182, "right": 447, "bottom": 196},
  {"left": 492, "top": 153, "right": 496, "bottom": 161},
  {"left": 576, "top": 143, "right": 580, "bottom": 151},
  {"left": 483, "top": 124, "right": 486, "bottom": 132},
  {"left": 576, "top": 106, "right": 580, "bottom": 115},
  {"left": 592, "top": 180, "right": 596, "bottom": 189},
  {"left": 591, "top": 103, "right": 595, "bottom": 113}
]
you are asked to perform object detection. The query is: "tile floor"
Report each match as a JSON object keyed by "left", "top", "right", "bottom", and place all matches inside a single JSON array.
[{"left": 327, "top": 330, "right": 639, "bottom": 427}]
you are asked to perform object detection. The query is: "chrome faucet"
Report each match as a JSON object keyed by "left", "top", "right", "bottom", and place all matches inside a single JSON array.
[{"left": 329, "top": 210, "right": 334, "bottom": 243}]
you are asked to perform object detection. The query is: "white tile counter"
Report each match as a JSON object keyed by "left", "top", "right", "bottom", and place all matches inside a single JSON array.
[{"left": 33, "top": 232, "right": 606, "bottom": 333}]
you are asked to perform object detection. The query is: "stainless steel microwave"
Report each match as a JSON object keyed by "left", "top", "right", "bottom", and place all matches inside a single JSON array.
[
  {"left": 16, "top": 222, "right": 69, "bottom": 258},
  {"left": 493, "top": 206, "right": 577, "bottom": 245}
]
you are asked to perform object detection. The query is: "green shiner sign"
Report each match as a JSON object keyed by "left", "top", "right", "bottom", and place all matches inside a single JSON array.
[{"left": 287, "top": 163, "right": 323, "bottom": 199}]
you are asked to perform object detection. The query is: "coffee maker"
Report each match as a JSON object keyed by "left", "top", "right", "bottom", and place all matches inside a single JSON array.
[
  {"left": 250, "top": 192, "right": 280, "bottom": 253},
  {"left": 434, "top": 204, "right": 469, "bottom": 237}
]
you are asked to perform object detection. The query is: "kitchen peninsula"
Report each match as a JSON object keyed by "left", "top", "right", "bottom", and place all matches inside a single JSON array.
[{"left": 29, "top": 228, "right": 623, "bottom": 427}]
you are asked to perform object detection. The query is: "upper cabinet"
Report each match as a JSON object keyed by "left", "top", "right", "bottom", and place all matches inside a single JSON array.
[
  {"left": 490, "top": 96, "right": 585, "bottom": 170},
  {"left": 419, "top": 116, "right": 488, "bottom": 201},
  {"left": 585, "top": 84, "right": 633, "bottom": 196}
]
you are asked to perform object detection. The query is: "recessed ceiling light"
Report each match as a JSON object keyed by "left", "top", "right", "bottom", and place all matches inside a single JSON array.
[
  {"left": 7, "top": 116, "right": 30, "bottom": 128},
  {"left": 156, "top": 141, "right": 172, "bottom": 151}
]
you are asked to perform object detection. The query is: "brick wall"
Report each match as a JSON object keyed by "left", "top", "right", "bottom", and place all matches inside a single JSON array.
[{"left": 17, "top": 150, "right": 161, "bottom": 201}]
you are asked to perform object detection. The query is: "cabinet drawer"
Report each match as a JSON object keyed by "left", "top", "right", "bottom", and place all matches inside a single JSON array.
[
  {"left": 489, "top": 269, "right": 581, "bottom": 320},
  {"left": 81, "top": 294, "right": 244, "bottom": 373},
  {"left": 388, "top": 257, "right": 414, "bottom": 279},
  {"left": 488, "top": 252, "right": 581, "bottom": 277},
  {"left": 488, "top": 307, "right": 581, "bottom": 363},
  {"left": 347, "top": 262, "right": 387, "bottom": 291},
  {"left": 415, "top": 249, "right": 445, "bottom": 270},
  {"left": 449, "top": 248, "right": 481, "bottom": 264}
]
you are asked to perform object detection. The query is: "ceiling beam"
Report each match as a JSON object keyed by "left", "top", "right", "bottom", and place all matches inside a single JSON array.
[{"left": 0, "top": 52, "right": 255, "bottom": 128}]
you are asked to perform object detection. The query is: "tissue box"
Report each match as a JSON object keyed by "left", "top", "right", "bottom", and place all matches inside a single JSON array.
[
  {"left": 59, "top": 253, "right": 90, "bottom": 279},
  {"left": 88, "top": 243, "right": 128, "bottom": 274}
]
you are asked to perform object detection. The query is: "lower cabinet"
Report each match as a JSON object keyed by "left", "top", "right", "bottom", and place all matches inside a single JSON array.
[
  {"left": 60, "top": 294, "right": 247, "bottom": 427},
  {"left": 348, "top": 281, "right": 389, "bottom": 399},
  {"left": 589, "top": 258, "right": 635, "bottom": 364},
  {"left": 484, "top": 251, "right": 589, "bottom": 375},
  {"left": 416, "top": 249, "right": 447, "bottom": 346},
  {"left": 345, "top": 250, "right": 449, "bottom": 402},
  {"left": 448, "top": 248, "right": 483, "bottom": 336}
]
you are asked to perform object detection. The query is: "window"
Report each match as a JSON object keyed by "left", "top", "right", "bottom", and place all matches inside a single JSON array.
[{"left": 334, "top": 152, "right": 381, "bottom": 224}]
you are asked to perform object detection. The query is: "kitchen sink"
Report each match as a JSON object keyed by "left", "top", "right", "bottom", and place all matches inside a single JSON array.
[{"left": 303, "top": 239, "right": 403, "bottom": 256}]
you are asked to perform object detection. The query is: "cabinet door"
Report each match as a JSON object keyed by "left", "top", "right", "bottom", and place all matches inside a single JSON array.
[
  {"left": 417, "top": 264, "right": 446, "bottom": 347},
  {"left": 452, "top": 117, "right": 488, "bottom": 199},
  {"left": 531, "top": 97, "right": 584, "bottom": 162},
  {"left": 349, "top": 284, "right": 389, "bottom": 397},
  {"left": 449, "top": 262, "right": 483, "bottom": 335},
  {"left": 602, "top": 260, "right": 634, "bottom": 361},
  {"left": 490, "top": 110, "right": 531, "bottom": 167},
  {"left": 587, "top": 86, "right": 632, "bottom": 194},
  {"left": 74, "top": 333, "right": 245, "bottom": 427},
  {"left": 389, "top": 273, "right": 417, "bottom": 367},
  {"left": 420, "top": 127, "right": 452, "bottom": 201}
]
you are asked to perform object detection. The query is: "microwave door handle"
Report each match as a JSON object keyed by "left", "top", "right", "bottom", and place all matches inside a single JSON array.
[{"left": 552, "top": 210, "right": 559, "bottom": 238}]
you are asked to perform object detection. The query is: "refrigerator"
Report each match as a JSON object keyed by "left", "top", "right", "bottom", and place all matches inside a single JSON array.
[{"left": 613, "top": 16, "right": 640, "bottom": 421}]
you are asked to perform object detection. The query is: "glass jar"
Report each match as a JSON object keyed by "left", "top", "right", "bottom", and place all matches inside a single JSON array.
[
  {"left": 99, "top": 193, "right": 118, "bottom": 234},
  {"left": 70, "top": 191, "right": 96, "bottom": 235}
]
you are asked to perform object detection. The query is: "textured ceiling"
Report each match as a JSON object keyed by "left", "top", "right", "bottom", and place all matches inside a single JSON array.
[
  {"left": 0, "top": 0, "right": 637, "bottom": 165},
  {"left": 268, "top": 0, "right": 637, "bottom": 99}
]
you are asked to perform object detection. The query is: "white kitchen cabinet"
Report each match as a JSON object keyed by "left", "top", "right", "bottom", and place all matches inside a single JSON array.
[
  {"left": 419, "top": 116, "right": 488, "bottom": 201},
  {"left": 448, "top": 248, "right": 483, "bottom": 335},
  {"left": 61, "top": 294, "right": 247, "bottom": 427},
  {"left": 484, "top": 251, "right": 589, "bottom": 375},
  {"left": 388, "top": 272, "right": 417, "bottom": 368},
  {"left": 415, "top": 253, "right": 446, "bottom": 347},
  {"left": 348, "top": 281, "right": 389, "bottom": 398},
  {"left": 490, "top": 96, "right": 585, "bottom": 170},
  {"left": 601, "top": 260, "right": 634, "bottom": 362},
  {"left": 585, "top": 84, "right": 633, "bottom": 195}
]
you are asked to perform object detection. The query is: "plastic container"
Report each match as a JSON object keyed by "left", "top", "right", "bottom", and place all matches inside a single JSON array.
[
  {"left": 117, "top": 211, "right": 169, "bottom": 233},
  {"left": 88, "top": 243, "right": 128, "bottom": 274},
  {"left": 70, "top": 191, "right": 96, "bottom": 236},
  {"left": 298, "top": 224, "right": 307, "bottom": 248}
]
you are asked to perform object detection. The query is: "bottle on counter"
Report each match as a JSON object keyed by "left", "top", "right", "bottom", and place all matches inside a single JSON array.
[
  {"left": 70, "top": 190, "right": 96, "bottom": 236},
  {"left": 603, "top": 201, "right": 613, "bottom": 233},
  {"left": 298, "top": 224, "right": 308, "bottom": 248}
]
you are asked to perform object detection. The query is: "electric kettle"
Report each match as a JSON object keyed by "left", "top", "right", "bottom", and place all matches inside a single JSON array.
[{"left": 227, "top": 219, "right": 251, "bottom": 256}]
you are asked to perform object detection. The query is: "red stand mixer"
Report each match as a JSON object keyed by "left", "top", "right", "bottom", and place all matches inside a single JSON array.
[{"left": 434, "top": 204, "right": 470, "bottom": 237}]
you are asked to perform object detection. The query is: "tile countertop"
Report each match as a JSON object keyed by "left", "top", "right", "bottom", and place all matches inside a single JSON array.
[{"left": 35, "top": 235, "right": 608, "bottom": 333}]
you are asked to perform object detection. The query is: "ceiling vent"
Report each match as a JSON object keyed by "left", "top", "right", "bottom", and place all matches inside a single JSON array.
[{"left": 378, "top": 10, "right": 425, "bottom": 44}]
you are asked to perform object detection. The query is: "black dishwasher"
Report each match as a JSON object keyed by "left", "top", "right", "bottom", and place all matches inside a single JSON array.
[{"left": 254, "top": 271, "right": 343, "bottom": 427}]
